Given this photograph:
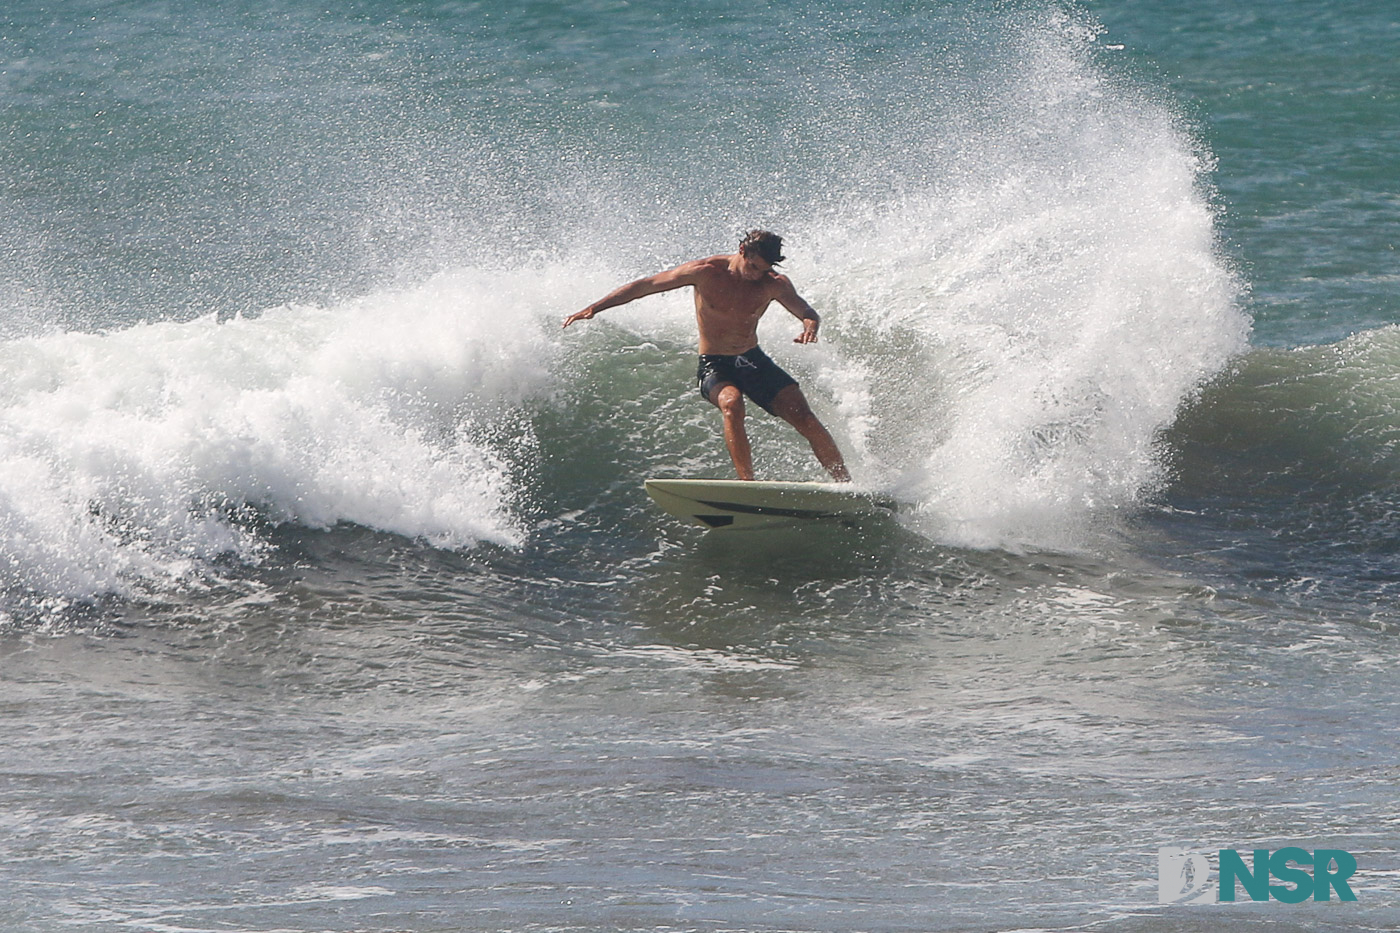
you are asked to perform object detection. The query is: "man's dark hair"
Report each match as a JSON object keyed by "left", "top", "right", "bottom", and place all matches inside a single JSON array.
[{"left": 739, "top": 229, "right": 785, "bottom": 265}]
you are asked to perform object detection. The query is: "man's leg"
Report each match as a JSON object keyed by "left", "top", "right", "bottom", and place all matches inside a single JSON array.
[
  {"left": 710, "top": 383, "right": 755, "bottom": 481},
  {"left": 769, "top": 385, "right": 851, "bottom": 482}
]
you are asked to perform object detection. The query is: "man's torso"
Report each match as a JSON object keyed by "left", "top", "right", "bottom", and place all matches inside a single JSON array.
[{"left": 690, "top": 255, "right": 778, "bottom": 355}]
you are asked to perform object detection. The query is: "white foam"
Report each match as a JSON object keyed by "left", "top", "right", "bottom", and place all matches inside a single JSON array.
[{"left": 0, "top": 266, "right": 566, "bottom": 601}]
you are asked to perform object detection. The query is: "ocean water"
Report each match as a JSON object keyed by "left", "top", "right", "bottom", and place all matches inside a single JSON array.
[{"left": 2, "top": 0, "right": 1398, "bottom": 930}]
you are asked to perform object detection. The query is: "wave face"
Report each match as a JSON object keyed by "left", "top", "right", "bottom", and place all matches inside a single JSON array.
[
  {"left": 1166, "top": 326, "right": 1400, "bottom": 591},
  {"left": 0, "top": 2, "right": 1249, "bottom": 607},
  {"left": 1178, "top": 327, "right": 1400, "bottom": 492}
]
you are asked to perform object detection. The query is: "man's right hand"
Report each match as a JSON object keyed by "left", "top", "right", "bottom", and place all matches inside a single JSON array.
[{"left": 562, "top": 307, "right": 596, "bottom": 328}]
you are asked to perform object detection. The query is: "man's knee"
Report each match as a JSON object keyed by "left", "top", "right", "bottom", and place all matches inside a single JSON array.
[{"left": 715, "top": 385, "right": 745, "bottom": 418}]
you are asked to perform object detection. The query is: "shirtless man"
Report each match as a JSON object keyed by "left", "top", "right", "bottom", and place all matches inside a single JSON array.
[{"left": 562, "top": 230, "right": 850, "bottom": 482}]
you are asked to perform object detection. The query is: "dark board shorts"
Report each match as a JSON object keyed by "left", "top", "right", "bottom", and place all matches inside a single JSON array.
[{"left": 696, "top": 346, "right": 798, "bottom": 416}]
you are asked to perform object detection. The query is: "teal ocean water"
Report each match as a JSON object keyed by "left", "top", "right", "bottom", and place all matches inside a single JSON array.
[{"left": 2, "top": 1, "right": 1398, "bottom": 930}]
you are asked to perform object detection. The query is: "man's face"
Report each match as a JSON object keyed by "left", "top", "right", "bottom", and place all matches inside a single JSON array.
[{"left": 737, "top": 249, "right": 774, "bottom": 281}]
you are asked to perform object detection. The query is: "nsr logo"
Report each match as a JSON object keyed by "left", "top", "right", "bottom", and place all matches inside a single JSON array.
[{"left": 1159, "top": 847, "right": 1358, "bottom": 904}]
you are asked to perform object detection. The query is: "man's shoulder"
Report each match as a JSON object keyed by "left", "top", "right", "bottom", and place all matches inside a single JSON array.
[
  {"left": 661, "top": 255, "right": 727, "bottom": 278},
  {"left": 689, "top": 254, "right": 732, "bottom": 273},
  {"left": 766, "top": 270, "right": 797, "bottom": 293},
  {"left": 650, "top": 256, "right": 722, "bottom": 286}
]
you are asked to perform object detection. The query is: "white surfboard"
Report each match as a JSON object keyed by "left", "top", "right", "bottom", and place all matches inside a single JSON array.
[{"left": 644, "top": 478, "right": 897, "bottom": 530}]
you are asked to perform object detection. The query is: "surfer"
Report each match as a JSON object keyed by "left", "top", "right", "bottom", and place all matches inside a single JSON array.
[{"left": 563, "top": 230, "right": 851, "bottom": 482}]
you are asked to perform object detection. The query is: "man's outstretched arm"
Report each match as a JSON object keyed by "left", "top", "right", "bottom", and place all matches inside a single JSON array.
[{"left": 562, "top": 261, "right": 704, "bottom": 328}]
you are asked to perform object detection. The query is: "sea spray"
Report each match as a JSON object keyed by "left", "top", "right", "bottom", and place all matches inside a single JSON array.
[{"left": 787, "top": 10, "right": 1251, "bottom": 549}]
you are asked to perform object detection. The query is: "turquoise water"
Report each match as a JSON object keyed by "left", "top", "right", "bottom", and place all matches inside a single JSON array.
[
  {"left": 1091, "top": 0, "right": 1400, "bottom": 346},
  {"left": 3, "top": 1, "right": 1399, "bottom": 930}
]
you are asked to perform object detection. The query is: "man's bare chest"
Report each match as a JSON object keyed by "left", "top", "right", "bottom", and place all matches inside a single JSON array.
[{"left": 694, "top": 279, "right": 773, "bottom": 319}]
